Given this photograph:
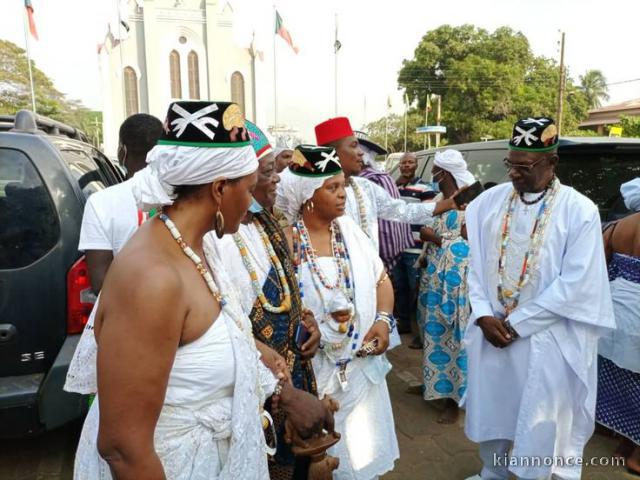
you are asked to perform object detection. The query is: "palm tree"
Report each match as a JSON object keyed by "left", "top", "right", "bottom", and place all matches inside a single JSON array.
[{"left": 579, "top": 70, "right": 610, "bottom": 109}]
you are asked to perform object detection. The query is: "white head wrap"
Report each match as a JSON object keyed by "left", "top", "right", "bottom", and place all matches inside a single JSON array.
[
  {"left": 275, "top": 168, "right": 339, "bottom": 224},
  {"left": 360, "top": 144, "right": 379, "bottom": 170},
  {"left": 131, "top": 144, "right": 258, "bottom": 211},
  {"left": 434, "top": 149, "right": 476, "bottom": 188},
  {"left": 621, "top": 177, "right": 640, "bottom": 212}
]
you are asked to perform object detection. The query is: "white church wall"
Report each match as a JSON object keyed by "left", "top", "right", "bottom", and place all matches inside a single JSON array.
[{"left": 102, "top": 0, "right": 255, "bottom": 156}]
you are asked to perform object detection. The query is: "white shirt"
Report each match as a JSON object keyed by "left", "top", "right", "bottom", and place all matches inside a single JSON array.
[
  {"left": 78, "top": 178, "right": 142, "bottom": 254},
  {"left": 346, "top": 176, "right": 435, "bottom": 250}
]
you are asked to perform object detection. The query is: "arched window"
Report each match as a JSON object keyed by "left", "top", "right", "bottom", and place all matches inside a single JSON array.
[
  {"left": 230, "top": 71, "right": 245, "bottom": 115},
  {"left": 123, "top": 67, "right": 139, "bottom": 117},
  {"left": 188, "top": 50, "right": 200, "bottom": 100},
  {"left": 170, "top": 50, "right": 182, "bottom": 99}
]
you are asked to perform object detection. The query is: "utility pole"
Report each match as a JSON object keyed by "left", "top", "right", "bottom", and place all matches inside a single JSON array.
[
  {"left": 435, "top": 95, "right": 442, "bottom": 148},
  {"left": 403, "top": 93, "right": 408, "bottom": 152},
  {"left": 556, "top": 31, "right": 566, "bottom": 136},
  {"left": 423, "top": 92, "right": 429, "bottom": 150}
]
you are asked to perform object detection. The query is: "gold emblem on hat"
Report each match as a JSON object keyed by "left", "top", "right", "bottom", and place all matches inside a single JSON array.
[
  {"left": 223, "top": 104, "right": 245, "bottom": 131},
  {"left": 291, "top": 150, "right": 309, "bottom": 168},
  {"left": 541, "top": 125, "right": 558, "bottom": 145}
]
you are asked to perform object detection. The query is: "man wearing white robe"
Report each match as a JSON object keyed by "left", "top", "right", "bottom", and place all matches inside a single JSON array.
[
  {"left": 463, "top": 117, "right": 615, "bottom": 480},
  {"left": 314, "top": 117, "right": 458, "bottom": 251}
]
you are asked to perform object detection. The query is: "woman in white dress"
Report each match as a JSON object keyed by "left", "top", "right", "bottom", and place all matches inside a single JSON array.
[
  {"left": 73, "top": 102, "right": 333, "bottom": 480},
  {"left": 276, "top": 145, "right": 400, "bottom": 480}
]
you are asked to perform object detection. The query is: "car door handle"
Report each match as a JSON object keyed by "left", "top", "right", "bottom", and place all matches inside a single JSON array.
[{"left": 0, "top": 324, "right": 17, "bottom": 343}]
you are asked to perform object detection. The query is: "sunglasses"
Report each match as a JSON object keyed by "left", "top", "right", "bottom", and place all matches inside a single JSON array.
[{"left": 503, "top": 155, "right": 552, "bottom": 173}]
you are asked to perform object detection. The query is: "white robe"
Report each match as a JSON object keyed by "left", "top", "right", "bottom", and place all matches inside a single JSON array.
[
  {"left": 463, "top": 182, "right": 615, "bottom": 480},
  {"left": 300, "top": 216, "right": 399, "bottom": 480},
  {"left": 346, "top": 176, "right": 435, "bottom": 251}
]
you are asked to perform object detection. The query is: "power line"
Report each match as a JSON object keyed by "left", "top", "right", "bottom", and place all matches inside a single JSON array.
[{"left": 606, "top": 78, "right": 640, "bottom": 86}]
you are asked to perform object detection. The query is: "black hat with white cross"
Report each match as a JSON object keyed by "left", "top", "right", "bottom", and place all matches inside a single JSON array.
[
  {"left": 157, "top": 101, "right": 250, "bottom": 148},
  {"left": 508, "top": 117, "right": 559, "bottom": 152}
]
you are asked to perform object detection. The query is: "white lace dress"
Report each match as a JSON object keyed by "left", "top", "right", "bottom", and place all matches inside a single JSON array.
[
  {"left": 73, "top": 243, "right": 277, "bottom": 480},
  {"left": 299, "top": 217, "right": 399, "bottom": 480}
]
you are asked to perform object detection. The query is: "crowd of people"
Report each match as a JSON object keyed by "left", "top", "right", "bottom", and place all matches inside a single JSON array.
[{"left": 61, "top": 100, "right": 639, "bottom": 480}]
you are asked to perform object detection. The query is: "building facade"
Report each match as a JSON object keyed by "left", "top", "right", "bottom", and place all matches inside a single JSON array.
[
  {"left": 100, "top": 0, "right": 254, "bottom": 156},
  {"left": 579, "top": 98, "right": 640, "bottom": 135}
]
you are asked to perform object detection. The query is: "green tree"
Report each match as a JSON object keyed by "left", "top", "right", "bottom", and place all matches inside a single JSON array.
[
  {"left": 0, "top": 39, "right": 101, "bottom": 145},
  {"left": 579, "top": 70, "right": 610, "bottom": 109},
  {"left": 363, "top": 112, "right": 436, "bottom": 153},
  {"left": 393, "top": 25, "right": 589, "bottom": 145},
  {"left": 618, "top": 115, "right": 640, "bottom": 137}
]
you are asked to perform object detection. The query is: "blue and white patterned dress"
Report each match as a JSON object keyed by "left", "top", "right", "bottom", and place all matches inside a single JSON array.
[
  {"left": 596, "top": 252, "right": 640, "bottom": 445},
  {"left": 418, "top": 210, "right": 470, "bottom": 402}
]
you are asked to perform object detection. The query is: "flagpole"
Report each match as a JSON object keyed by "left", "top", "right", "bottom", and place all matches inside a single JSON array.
[
  {"left": 22, "top": 4, "right": 37, "bottom": 113},
  {"left": 250, "top": 31, "right": 257, "bottom": 122},
  {"left": 334, "top": 13, "right": 338, "bottom": 116},
  {"left": 117, "top": 0, "right": 126, "bottom": 118},
  {"left": 273, "top": 5, "right": 278, "bottom": 135}
]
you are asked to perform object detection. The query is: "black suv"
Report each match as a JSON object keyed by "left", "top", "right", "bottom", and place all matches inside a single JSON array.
[
  {"left": 391, "top": 137, "right": 640, "bottom": 221},
  {"left": 0, "top": 110, "right": 124, "bottom": 437}
]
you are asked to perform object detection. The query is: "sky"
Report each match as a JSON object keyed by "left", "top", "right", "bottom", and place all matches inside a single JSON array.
[{"left": 2, "top": 0, "right": 639, "bottom": 142}]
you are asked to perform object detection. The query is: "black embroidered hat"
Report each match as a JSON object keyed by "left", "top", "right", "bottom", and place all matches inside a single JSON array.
[
  {"left": 158, "top": 101, "right": 250, "bottom": 148},
  {"left": 354, "top": 130, "right": 388, "bottom": 155},
  {"left": 288, "top": 145, "right": 342, "bottom": 177},
  {"left": 508, "top": 117, "right": 559, "bottom": 152}
]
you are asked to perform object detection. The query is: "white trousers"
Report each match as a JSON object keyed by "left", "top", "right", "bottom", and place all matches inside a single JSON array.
[{"left": 479, "top": 440, "right": 581, "bottom": 480}]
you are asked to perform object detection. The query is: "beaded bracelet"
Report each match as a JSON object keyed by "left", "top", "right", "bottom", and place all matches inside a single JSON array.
[
  {"left": 376, "top": 272, "right": 389, "bottom": 287},
  {"left": 375, "top": 311, "right": 396, "bottom": 332}
]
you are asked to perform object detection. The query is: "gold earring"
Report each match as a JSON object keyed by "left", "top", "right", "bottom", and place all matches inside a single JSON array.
[
  {"left": 215, "top": 210, "right": 225, "bottom": 238},
  {"left": 306, "top": 200, "right": 315, "bottom": 212}
]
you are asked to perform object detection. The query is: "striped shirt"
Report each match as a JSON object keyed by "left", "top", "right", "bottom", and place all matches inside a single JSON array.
[
  {"left": 360, "top": 167, "right": 414, "bottom": 270},
  {"left": 396, "top": 177, "right": 437, "bottom": 253}
]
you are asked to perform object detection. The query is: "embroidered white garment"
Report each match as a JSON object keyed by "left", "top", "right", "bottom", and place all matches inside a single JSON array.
[
  {"left": 346, "top": 176, "right": 435, "bottom": 251},
  {"left": 300, "top": 215, "right": 399, "bottom": 480},
  {"left": 73, "top": 246, "right": 276, "bottom": 480},
  {"left": 463, "top": 182, "right": 615, "bottom": 480},
  {"left": 208, "top": 223, "right": 270, "bottom": 316},
  {"left": 598, "top": 274, "right": 640, "bottom": 373},
  {"left": 66, "top": 179, "right": 142, "bottom": 395}
]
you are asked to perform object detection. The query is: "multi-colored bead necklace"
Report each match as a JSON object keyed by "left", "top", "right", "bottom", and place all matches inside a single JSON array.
[
  {"left": 159, "top": 213, "right": 225, "bottom": 305},
  {"left": 233, "top": 219, "right": 292, "bottom": 313},
  {"left": 160, "top": 213, "right": 276, "bottom": 443},
  {"left": 497, "top": 178, "right": 559, "bottom": 314},
  {"left": 349, "top": 178, "right": 370, "bottom": 238},
  {"left": 292, "top": 220, "right": 354, "bottom": 300},
  {"left": 292, "top": 220, "right": 359, "bottom": 361}
]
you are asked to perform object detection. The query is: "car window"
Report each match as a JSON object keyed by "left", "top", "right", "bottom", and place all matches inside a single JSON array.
[
  {"left": 465, "top": 149, "right": 509, "bottom": 188},
  {"left": 556, "top": 148, "right": 640, "bottom": 220},
  {"left": 0, "top": 148, "right": 60, "bottom": 269},
  {"left": 59, "top": 149, "right": 108, "bottom": 198},
  {"left": 91, "top": 149, "right": 125, "bottom": 185}
]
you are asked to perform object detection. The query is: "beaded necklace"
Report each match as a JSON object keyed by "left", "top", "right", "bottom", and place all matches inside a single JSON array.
[
  {"left": 497, "top": 178, "right": 560, "bottom": 314},
  {"left": 233, "top": 219, "right": 292, "bottom": 313},
  {"left": 159, "top": 213, "right": 276, "bottom": 441},
  {"left": 293, "top": 220, "right": 354, "bottom": 299},
  {"left": 292, "top": 220, "right": 359, "bottom": 375},
  {"left": 159, "top": 213, "right": 225, "bottom": 305},
  {"left": 348, "top": 178, "right": 370, "bottom": 238}
]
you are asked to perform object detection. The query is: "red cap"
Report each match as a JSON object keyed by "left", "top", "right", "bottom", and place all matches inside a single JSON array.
[{"left": 314, "top": 117, "right": 354, "bottom": 146}]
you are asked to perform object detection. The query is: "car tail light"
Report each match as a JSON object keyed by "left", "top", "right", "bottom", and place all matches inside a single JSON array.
[{"left": 67, "top": 256, "right": 96, "bottom": 334}]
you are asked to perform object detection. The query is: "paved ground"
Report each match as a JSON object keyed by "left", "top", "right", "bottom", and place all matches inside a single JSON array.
[
  {"left": 0, "top": 336, "right": 635, "bottom": 479},
  {"left": 382, "top": 336, "right": 635, "bottom": 479}
]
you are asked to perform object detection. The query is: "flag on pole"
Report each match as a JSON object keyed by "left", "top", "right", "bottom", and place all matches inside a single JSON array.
[
  {"left": 275, "top": 10, "right": 298, "bottom": 54},
  {"left": 25, "top": 0, "right": 38, "bottom": 41}
]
